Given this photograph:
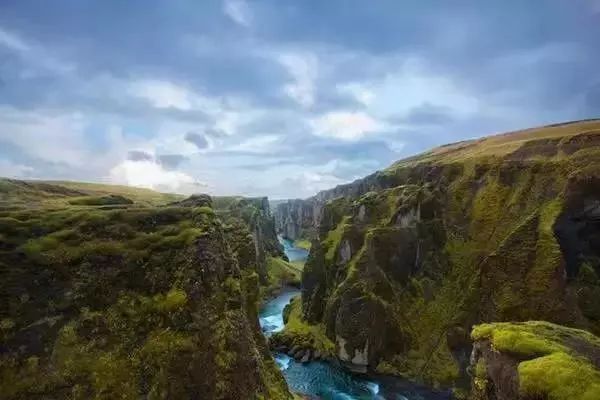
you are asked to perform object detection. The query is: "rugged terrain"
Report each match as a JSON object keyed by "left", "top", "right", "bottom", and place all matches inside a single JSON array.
[
  {"left": 273, "top": 119, "right": 600, "bottom": 393},
  {"left": 0, "top": 180, "right": 292, "bottom": 399}
]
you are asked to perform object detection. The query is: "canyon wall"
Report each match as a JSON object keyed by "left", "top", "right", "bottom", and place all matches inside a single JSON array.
[
  {"left": 0, "top": 192, "right": 291, "bottom": 399},
  {"left": 277, "top": 120, "right": 600, "bottom": 391}
]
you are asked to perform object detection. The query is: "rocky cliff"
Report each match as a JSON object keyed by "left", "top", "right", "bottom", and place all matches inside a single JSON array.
[
  {"left": 282, "top": 119, "right": 600, "bottom": 390},
  {"left": 0, "top": 191, "right": 291, "bottom": 399}
]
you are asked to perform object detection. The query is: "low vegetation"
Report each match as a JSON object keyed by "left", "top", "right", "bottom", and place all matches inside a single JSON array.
[
  {"left": 0, "top": 189, "right": 291, "bottom": 399},
  {"left": 472, "top": 321, "right": 600, "bottom": 400}
]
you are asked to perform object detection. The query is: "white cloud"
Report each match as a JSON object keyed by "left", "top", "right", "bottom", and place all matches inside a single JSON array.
[
  {"left": 338, "top": 58, "right": 479, "bottom": 123},
  {"left": 127, "top": 79, "right": 222, "bottom": 113},
  {"left": 227, "top": 134, "right": 281, "bottom": 153},
  {"left": 109, "top": 159, "right": 201, "bottom": 194},
  {"left": 0, "top": 27, "right": 29, "bottom": 52},
  {"left": 0, "top": 26, "right": 75, "bottom": 76},
  {"left": 0, "top": 159, "right": 34, "bottom": 178},
  {"left": 311, "top": 111, "right": 384, "bottom": 140},
  {"left": 223, "top": 0, "right": 253, "bottom": 27},
  {"left": 337, "top": 83, "right": 375, "bottom": 106},
  {"left": 278, "top": 52, "right": 318, "bottom": 108},
  {"left": 0, "top": 107, "right": 90, "bottom": 166}
]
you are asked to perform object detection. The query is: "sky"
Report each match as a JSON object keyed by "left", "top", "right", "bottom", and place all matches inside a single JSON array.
[{"left": 0, "top": 1, "right": 599, "bottom": 199}]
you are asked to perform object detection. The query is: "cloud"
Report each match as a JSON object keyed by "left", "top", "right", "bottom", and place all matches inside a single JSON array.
[
  {"left": 278, "top": 52, "right": 318, "bottom": 107},
  {"left": 223, "top": 0, "right": 252, "bottom": 27},
  {"left": 109, "top": 159, "right": 201, "bottom": 194},
  {"left": 158, "top": 154, "right": 187, "bottom": 169},
  {"left": 337, "top": 83, "right": 375, "bottom": 107},
  {"left": 227, "top": 134, "right": 281, "bottom": 154},
  {"left": 402, "top": 103, "right": 455, "bottom": 125},
  {"left": 127, "top": 79, "right": 221, "bottom": 113},
  {"left": 311, "top": 111, "right": 385, "bottom": 141},
  {"left": 0, "top": 159, "right": 34, "bottom": 178},
  {"left": 127, "top": 150, "right": 154, "bottom": 162},
  {"left": 184, "top": 132, "right": 209, "bottom": 149},
  {"left": 0, "top": 107, "right": 90, "bottom": 167},
  {"left": 0, "top": 27, "right": 29, "bottom": 52}
]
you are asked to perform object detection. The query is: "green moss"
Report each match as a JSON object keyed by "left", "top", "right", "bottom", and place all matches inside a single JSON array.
[
  {"left": 519, "top": 352, "right": 600, "bottom": 400},
  {"left": 472, "top": 321, "right": 600, "bottom": 399},
  {"left": 261, "top": 256, "right": 302, "bottom": 297},
  {"left": 474, "top": 358, "right": 487, "bottom": 379},
  {"left": 472, "top": 322, "right": 572, "bottom": 357},
  {"left": 274, "top": 297, "right": 335, "bottom": 355},
  {"left": 68, "top": 195, "right": 133, "bottom": 206},
  {"left": 293, "top": 238, "right": 311, "bottom": 250},
  {"left": 324, "top": 216, "right": 351, "bottom": 262},
  {"left": 154, "top": 288, "right": 188, "bottom": 312}
]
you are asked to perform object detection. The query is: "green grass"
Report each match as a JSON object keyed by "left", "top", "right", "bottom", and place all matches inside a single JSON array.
[
  {"left": 0, "top": 178, "right": 183, "bottom": 209},
  {"left": 275, "top": 297, "right": 335, "bottom": 355},
  {"left": 263, "top": 256, "right": 303, "bottom": 297},
  {"left": 293, "top": 239, "right": 311, "bottom": 250}
]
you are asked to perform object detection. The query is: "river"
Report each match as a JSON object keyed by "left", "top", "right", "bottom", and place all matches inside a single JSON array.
[{"left": 259, "top": 237, "right": 450, "bottom": 400}]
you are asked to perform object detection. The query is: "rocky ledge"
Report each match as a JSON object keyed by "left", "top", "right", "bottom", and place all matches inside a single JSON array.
[{"left": 469, "top": 321, "right": 600, "bottom": 400}]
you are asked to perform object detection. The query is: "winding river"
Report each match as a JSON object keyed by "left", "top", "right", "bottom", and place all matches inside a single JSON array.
[{"left": 259, "top": 238, "right": 450, "bottom": 400}]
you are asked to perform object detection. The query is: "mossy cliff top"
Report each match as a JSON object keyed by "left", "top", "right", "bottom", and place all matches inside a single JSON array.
[
  {"left": 295, "top": 119, "right": 600, "bottom": 389},
  {"left": 0, "top": 195, "right": 291, "bottom": 399},
  {"left": 471, "top": 321, "right": 600, "bottom": 400}
]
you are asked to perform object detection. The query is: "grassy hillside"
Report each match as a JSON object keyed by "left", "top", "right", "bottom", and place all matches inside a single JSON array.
[{"left": 0, "top": 178, "right": 183, "bottom": 209}]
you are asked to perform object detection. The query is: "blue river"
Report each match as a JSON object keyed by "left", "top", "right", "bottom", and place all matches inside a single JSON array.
[{"left": 259, "top": 237, "right": 450, "bottom": 400}]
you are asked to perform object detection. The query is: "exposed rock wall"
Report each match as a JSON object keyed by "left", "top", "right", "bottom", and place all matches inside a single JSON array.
[{"left": 294, "top": 120, "right": 600, "bottom": 388}]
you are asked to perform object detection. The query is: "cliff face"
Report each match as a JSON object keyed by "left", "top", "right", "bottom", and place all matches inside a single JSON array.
[
  {"left": 0, "top": 194, "right": 290, "bottom": 399},
  {"left": 294, "top": 120, "right": 600, "bottom": 387},
  {"left": 274, "top": 199, "right": 321, "bottom": 240},
  {"left": 214, "top": 196, "right": 285, "bottom": 283}
]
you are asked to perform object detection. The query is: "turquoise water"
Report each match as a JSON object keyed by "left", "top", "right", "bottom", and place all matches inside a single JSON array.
[
  {"left": 259, "top": 239, "right": 450, "bottom": 400},
  {"left": 279, "top": 235, "right": 309, "bottom": 262}
]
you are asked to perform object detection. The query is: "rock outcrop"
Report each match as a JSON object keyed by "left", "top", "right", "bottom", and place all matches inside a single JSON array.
[
  {"left": 469, "top": 321, "right": 600, "bottom": 400},
  {"left": 0, "top": 195, "right": 291, "bottom": 399},
  {"left": 289, "top": 119, "right": 600, "bottom": 388}
]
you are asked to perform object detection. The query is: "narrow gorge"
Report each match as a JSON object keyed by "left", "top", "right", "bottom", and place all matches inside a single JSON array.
[
  {"left": 272, "top": 119, "right": 600, "bottom": 399},
  {"left": 2, "top": 120, "right": 600, "bottom": 400}
]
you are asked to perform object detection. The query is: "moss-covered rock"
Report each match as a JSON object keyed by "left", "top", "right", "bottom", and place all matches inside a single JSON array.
[
  {"left": 470, "top": 321, "right": 600, "bottom": 400},
  {"left": 0, "top": 198, "right": 291, "bottom": 399}
]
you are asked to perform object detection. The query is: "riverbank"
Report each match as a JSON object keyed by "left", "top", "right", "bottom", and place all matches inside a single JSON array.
[{"left": 261, "top": 239, "right": 450, "bottom": 399}]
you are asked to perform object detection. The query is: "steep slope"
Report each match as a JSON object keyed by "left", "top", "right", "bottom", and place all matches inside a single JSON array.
[
  {"left": 0, "top": 193, "right": 291, "bottom": 399},
  {"left": 276, "top": 119, "right": 600, "bottom": 389}
]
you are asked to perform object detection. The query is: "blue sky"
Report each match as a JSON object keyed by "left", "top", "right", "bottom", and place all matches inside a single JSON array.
[{"left": 0, "top": 1, "right": 599, "bottom": 198}]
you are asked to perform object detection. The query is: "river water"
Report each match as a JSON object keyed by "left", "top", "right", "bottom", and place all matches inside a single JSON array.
[{"left": 258, "top": 238, "right": 450, "bottom": 400}]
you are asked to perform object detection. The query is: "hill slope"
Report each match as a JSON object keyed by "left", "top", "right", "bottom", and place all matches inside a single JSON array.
[{"left": 0, "top": 179, "right": 184, "bottom": 209}]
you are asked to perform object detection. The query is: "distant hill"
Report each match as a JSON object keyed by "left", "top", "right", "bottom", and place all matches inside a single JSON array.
[{"left": 0, "top": 179, "right": 184, "bottom": 209}]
